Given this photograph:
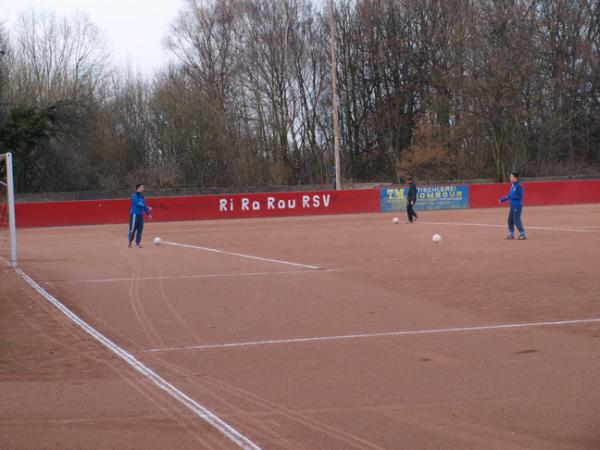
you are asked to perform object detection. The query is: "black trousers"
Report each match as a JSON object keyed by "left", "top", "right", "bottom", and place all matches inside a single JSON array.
[{"left": 407, "top": 201, "right": 418, "bottom": 222}]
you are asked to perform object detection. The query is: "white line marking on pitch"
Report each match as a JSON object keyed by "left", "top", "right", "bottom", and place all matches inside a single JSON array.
[
  {"left": 15, "top": 268, "right": 262, "bottom": 450},
  {"left": 163, "top": 240, "right": 321, "bottom": 269},
  {"left": 146, "top": 318, "right": 600, "bottom": 353},
  {"left": 421, "top": 221, "right": 600, "bottom": 233},
  {"left": 45, "top": 269, "right": 337, "bottom": 285}
]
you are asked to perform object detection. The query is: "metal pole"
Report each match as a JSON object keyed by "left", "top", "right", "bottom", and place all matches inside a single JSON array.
[
  {"left": 328, "top": 0, "right": 341, "bottom": 190},
  {"left": 6, "top": 152, "right": 17, "bottom": 267}
]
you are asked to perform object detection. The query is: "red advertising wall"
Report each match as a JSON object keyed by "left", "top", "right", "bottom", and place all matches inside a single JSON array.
[
  {"left": 469, "top": 179, "right": 600, "bottom": 208},
  {"left": 16, "top": 189, "right": 381, "bottom": 228},
  {"left": 14, "top": 180, "right": 600, "bottom": 228}
]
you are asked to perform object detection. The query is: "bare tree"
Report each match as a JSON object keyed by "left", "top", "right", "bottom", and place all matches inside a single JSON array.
[
  {"left": 3, "top": 0, "right": 600, "bottom": 193},
  {"left": 12, "top": 10, "right": 108, "bottom": 106},
  {"left": 0, "top": 24, "right": 10, "bottom": 117},
  {"left": 3, "top": 10, "right": 109, "bottom": 191}
]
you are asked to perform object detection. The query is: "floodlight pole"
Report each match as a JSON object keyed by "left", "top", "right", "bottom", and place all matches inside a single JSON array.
[
  {"left": 328, "top": 0, "right": 341, "bottom": 190},
  {"left": 6, "top": 152, "right": 17, "bottom": 267},
  {"left": 0, "top": 49, "right": 5, "bottom": 104}
]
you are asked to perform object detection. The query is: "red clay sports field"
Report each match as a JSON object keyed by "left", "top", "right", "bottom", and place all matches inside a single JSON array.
[{"left": 2, "top": 202, "right": 600, "bottom": 449}]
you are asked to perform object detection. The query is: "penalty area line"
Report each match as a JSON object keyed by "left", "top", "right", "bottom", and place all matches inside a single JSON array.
[
  {"left": 15, "top": 268, "right": 262, "bottom": 450},
  {"left": 45, "top": 269, "right": 337, "bottom": 285},
  {"left": 146, "top": 317, "right": 600, "bottom": 353},
  {"left": 163, "top": 240, "right": 321, "bottom": 270}
]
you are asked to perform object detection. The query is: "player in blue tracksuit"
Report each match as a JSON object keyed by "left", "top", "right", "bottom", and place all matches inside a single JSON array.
[
  {"left": 128, "top": 184, "right": 152, "bottom": 247},
  {"left": 499, "top": 172, "right": 527, "bottom": 240}
]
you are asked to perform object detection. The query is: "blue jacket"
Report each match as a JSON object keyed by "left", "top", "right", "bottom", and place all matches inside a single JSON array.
[
  {"left": 500, "top": 181, "right": 524, "bottom": 207},
  {"left": 130, "top": 192, "right": 151, "bottom": 215}
]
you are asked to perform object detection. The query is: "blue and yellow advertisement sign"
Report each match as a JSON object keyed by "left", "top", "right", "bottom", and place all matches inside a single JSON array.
[
  {"left": 380, "top": 185, "right": 469, "bottom": 212},
  {"left": 380, "top": 187, "right": 408, "bottom": 212}
]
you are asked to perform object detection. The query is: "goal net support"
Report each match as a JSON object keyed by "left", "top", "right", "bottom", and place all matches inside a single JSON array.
[{"left": 0, "top": 152, "right": 17, "bottom": 267}]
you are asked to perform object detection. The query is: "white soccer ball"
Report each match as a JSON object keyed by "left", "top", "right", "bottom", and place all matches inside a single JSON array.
[
  {"left": 153, "top": 237, "right": 162, "bottom": 245},
  {"left": 392, "top": 217, "right": 400, "bottom": 224},
  {"left": 432, "top": 234, "right": 442, "bottom": 243}
]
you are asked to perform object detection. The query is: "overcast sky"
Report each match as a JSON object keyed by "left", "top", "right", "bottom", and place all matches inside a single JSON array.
[{"left": 0, "top": 0, "right": 185, "bottom": 76}]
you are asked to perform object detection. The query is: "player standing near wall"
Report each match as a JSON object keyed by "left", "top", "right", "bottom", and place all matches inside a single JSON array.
[
  {"left": 128, "top": 184, "right": 152, "bottom": 248},
  {"left": 500, "top": 173, "right": 527, "bottom": 240},
  {"left": 406, "top": 176, "right": 419, "bottom": 223}
]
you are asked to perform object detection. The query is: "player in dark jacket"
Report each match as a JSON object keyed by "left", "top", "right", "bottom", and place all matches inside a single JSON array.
[
  {"left": 128, "top": 183, "right": 152, "bottom": 247},
  {"left": 499, "top": 172, "right": 527, "bottom": 240},
  {"left": 406, "top": 176, "right": 418, "bottom": 223}
]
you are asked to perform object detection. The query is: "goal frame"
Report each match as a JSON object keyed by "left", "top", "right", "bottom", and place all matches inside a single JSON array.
[{"left": 1, "top": 152, "right": 17, "bottom": 267}]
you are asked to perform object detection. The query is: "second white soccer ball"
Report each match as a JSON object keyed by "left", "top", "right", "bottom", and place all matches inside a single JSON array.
[
  {"left": 432, "top": 234, "right": 442, "bottom": 243},
  {"left": 153, "top": 237, "right": 162, "bottom": 245},
  {"left": 393, "top": 217, "right": 400, "bottom": 224}
]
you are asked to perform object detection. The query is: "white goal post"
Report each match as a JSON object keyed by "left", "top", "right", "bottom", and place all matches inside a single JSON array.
[{"left": 0, "top": 152, "right": 17, "bottom": 267}]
